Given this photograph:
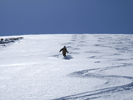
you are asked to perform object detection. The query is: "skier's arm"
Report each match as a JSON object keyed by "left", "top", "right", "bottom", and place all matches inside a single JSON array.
[
  {"left": 59, "top": 48, "right": 63, "bottom": 52},
  {"left": 66, "top": 49, "right": 69, "bottom": 53}
]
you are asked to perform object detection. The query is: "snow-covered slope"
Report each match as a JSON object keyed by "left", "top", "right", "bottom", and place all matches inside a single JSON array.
[{"left": 0, "top": 34, "right": 133, "bottom": 100}]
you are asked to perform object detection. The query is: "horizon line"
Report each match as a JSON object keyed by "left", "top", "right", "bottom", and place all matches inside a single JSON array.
[{"left": 1, "top": 33, "right": 133, "bottom": 37}]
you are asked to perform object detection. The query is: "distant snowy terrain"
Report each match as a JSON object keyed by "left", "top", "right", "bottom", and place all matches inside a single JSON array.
[{"left": 0, "top": 34, "right": 133, "bottom": 100}]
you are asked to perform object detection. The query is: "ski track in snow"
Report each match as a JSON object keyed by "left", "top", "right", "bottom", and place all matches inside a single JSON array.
[
  {"left": 53, "top": 34, "right": 133, "bottom": 100},
  {"left": 0, "top": 34, "right": 133, "bottom": 100}
]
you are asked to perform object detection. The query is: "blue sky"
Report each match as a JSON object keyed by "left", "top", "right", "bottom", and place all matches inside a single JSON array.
[{"left": 0, "top": 0, "right": 133, "bottom": 36}]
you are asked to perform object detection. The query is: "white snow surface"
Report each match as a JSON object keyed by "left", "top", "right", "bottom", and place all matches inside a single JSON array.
[{"left": 0, "top": 34, "right": 133, "bottom": 100}]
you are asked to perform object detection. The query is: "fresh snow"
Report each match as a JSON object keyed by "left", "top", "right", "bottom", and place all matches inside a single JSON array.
[{"left": 0, "top": 34, "right": 133, "bottom": 100}]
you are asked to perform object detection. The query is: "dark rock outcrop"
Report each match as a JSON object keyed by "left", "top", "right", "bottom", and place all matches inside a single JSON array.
[{"left": 0, "top": 37, "right": 24, "bottom": 46}]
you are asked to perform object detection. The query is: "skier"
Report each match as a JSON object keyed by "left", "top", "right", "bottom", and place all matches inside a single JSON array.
[{"left": 59, "top": 46, "right": 69, "bottom": 57}]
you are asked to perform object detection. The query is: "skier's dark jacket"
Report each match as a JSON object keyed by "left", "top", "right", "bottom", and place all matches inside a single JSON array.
[{"left": 59, "top": 46, "right": 69, "bottom": 56}]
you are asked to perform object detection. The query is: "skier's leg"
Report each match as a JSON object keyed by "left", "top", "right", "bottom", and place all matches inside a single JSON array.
[{"left": 63, "top": 54, "right": 66, "bottom": 57}]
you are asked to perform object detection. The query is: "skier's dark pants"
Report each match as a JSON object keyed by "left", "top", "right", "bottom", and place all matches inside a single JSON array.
[{"left": 63, "top": 54, "right": 66, "bottom": 57}]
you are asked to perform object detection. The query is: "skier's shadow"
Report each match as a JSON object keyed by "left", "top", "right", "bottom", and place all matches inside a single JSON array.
[{"left": 64, "top": 55, "right": 73, "bottom": 60}]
